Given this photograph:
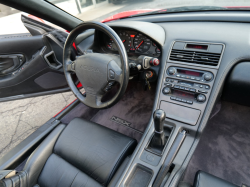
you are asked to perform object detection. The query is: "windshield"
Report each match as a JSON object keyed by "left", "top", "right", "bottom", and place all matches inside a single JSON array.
[{"left": 47, "top": 0, "right": 250, "bottom": 22}]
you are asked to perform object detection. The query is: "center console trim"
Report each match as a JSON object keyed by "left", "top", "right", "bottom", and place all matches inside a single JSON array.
[{"left": 116, "top": 40, "right": 225, "bottom": 187}]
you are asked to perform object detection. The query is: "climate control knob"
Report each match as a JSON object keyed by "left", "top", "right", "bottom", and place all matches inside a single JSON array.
[
  {"left": 197, "top": 94, "right": 206, "bottom": 102},
  {"left": 162, "top": 87, "right": 171, "bottom": 95},
  {"left": 168, "top": 67, "right": 176, "bottom": 75},
  {"left": 204, "top": 73, "right": 213, "bottom": 81}
]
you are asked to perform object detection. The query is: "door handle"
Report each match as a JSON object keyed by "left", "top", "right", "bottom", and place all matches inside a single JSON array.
[{"left": 0, "top": 54, "right": 25, "bottom": 75}]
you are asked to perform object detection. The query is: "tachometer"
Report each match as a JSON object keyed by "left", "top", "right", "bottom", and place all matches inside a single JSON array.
[
  {"left": 118, "top": 31, "right": 131, "bottom": 50},
  {"left": 106, "top": 38, "right": 115, "bottom": 50},
  {"left": 133, "top": 33, "right": 151, "bottom": 53}
]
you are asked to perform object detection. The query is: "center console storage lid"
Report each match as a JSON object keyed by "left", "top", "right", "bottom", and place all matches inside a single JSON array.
[{"left": 160, "top": 101, "right": 201, "bottom": 126}]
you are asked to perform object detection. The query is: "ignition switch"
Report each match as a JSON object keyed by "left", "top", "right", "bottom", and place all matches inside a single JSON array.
[{"left": 145, "top": 71, "right": 153, "bottom": 79}]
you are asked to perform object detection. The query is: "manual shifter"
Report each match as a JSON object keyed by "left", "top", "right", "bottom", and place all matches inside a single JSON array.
[
  {"left": 147, "top": 109, "right": 167, "bottom": 153},
  {"left": 152, "top": 109, "right": 166, "bottom": 147}
]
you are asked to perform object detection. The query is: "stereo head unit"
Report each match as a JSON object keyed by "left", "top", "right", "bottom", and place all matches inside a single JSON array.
[{"left": 167, "top": 66, "right": 214, "bottom": 82}]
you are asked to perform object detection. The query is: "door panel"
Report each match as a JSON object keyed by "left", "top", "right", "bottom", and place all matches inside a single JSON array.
[{"left": 0, "top": 25, "right": 71, "bottom": 101}]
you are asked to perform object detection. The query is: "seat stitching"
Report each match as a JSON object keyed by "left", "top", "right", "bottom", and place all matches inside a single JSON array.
[{"left": 70, "top": 171, "right": 80, "bottom": 187}]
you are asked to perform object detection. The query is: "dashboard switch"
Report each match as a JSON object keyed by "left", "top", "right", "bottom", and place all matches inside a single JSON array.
[{"left": 109, "top": 70, "right": 115, "bottom": 79}]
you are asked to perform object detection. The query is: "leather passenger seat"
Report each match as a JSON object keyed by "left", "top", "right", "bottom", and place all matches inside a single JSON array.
[{"left": 0, "top": 118, "right": 137, "bottom": 187}]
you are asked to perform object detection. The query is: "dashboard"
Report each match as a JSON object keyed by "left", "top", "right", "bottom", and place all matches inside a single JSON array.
[{"left": 97, "top": 29, "right": 161, "bottom": 58}]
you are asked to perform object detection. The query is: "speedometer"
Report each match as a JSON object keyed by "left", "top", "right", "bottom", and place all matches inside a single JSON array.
[{"left": 133, "top": 33, "right": 151, "bottom": 53}]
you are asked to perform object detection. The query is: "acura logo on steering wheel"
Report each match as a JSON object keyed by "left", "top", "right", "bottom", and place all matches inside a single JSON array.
[{"left": 80, "top": 65, "right": 100, "bottom": 72}]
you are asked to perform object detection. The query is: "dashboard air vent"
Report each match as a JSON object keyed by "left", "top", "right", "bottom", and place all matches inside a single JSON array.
[{"left": 170, "top": 49, "right": 221, "bottom": 66}]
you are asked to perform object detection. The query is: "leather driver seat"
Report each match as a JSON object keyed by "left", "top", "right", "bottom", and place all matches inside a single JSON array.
[{"left": 0, "top": 118, "right": 137, "bottom": 187}]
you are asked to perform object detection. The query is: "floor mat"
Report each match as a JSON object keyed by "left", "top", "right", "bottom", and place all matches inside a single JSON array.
[
  {"left": 61, "top": 81, "right": 155, "bottom": 142},
  {"left": 90, "top": 82, "right": 155, "bottom": 142},
  {"left": 182, "top": 101, "right": 250, "bottom": 186}
]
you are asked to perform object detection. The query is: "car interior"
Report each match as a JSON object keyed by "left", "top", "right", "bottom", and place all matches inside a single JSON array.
[{"left": 0, "top": 0, "right": 250, "bottom": 187}]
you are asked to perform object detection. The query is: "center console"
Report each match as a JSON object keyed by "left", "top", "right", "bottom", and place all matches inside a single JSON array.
[
  {"left": 159, "top": 64, "right": 217, "bottom": 126},
  {"left": 118, "top": 41, "right": 224, "bottom": 187}
]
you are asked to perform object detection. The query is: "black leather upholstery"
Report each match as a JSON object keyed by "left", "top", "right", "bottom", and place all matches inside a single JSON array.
[
  {"left": 193, "top": 171, "right": 238, "bottom": 187},
  {"left": 0, "top": 118, "right": 137, "bottom": 187}
]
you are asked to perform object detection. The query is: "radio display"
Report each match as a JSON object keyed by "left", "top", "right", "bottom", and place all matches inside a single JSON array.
[
  {"left": 177, "top": 69, "right": 202, "bottom": 77},
  {"left": 186, "top": 44, "right": 208, "bottom": 50},
  {"left": 172, "top": 89, "right": 194, "bottom": 99}
]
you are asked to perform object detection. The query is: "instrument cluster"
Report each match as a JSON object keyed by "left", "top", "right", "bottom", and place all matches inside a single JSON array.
[{"left": 104, "top": 29, "right": 161, "bottom": 57}]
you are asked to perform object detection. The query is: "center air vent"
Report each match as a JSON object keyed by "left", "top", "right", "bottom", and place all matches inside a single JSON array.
[{"left": 169, "top": 42, "right": 223, "bottom": 66}]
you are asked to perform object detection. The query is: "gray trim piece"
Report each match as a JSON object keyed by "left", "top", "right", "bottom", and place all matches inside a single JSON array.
[
  {"left": 0, "top": 87, "right": 70, "bottom": 102},
  {"left": 107, "top": 21, "right": 166, "bottom": 46}
]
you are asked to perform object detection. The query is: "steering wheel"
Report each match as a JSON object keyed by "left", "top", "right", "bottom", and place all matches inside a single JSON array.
[{"left": 63, "top": 22, "right": 129, "bottom": 109}]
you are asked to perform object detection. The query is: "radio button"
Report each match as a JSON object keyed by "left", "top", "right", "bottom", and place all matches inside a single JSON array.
[
  {"left": 176, "top": 98, "right": 182, "bottom": 101},
  {"left": 174, "top": 85, "right": 180, "bottom": 89},
  {"left": 191, "top": 77, "right": 195, "bottom": 80},
  {"left": 168, "top": 67, "right": 176, "bottom": 75},
  {"left": 205, "top": 86, "right": 210, "bottom": 89},
  {"left": 182, "top": 99, "right": 187, "bottom": 103},
  {"left": 198, "top": 90, "right": 208, "bottom": 94},
  {"left": 162, "top": 87, "right": 171, "bottom": 94},
  {"left": 187, "top": 100, "right": 193, "bottom": 104},
  {"left": 181, "top": 75, "right": 185, "bottom": 78},
  {"left": 176, "top": 74, "right": 180, "bottom": 77},
  {"left": 197, "top": 94, "right": 206, "bottom": 102},
  {"left": 180, "top": 86, "right": 185, "bottom": 90},
  {"left": 196, "top": 78, "right": 201, "bottom": 81},
  {"left": 170, "top": 96, "right": 176, "bottom": 100},
  {"left": 204, "top": 73, "right": 213, "bottom": 81},
  {"left": 164, "top": 83, "right": 172, "bottom": 87},
  {"left": 190, "top": 88, "right": 196, "bottom": 92},
  {"left": 185, "top": 87, "right": 190, "bottom": 91}
]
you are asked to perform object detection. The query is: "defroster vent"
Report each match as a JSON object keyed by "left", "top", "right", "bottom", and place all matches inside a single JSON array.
[{"left": 169, "top": 42, "right": 223, "bottom": 66}]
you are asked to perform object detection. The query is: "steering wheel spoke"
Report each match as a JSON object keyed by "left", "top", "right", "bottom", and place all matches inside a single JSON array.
[
  {"left": 84, "top": 92, "right": 103, "bottom": 107},
  {"left": 66, "top": 60, "right": 76, "bottom": 72}
]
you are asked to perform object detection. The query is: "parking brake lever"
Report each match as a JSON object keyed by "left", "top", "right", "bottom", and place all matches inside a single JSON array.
[{"left": 153, "top": 130, "right": 187, "bottom": 187}]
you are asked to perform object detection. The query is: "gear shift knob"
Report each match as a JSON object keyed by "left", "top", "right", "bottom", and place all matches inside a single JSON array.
[{"left": 153, "top": 109, "right": 166, "bottom": 133}]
